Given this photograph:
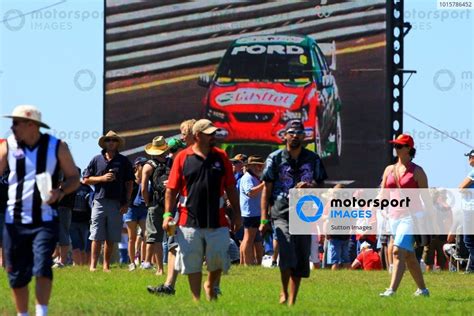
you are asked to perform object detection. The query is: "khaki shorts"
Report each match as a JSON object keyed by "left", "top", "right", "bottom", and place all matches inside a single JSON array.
[{"left": 176, "top": 226, "right": 230, "bottom": 275}]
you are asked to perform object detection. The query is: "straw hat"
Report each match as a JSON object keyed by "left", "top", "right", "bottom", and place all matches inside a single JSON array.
[
  {"left": 144, "top": 136, "right": 169, "bottom": 156},
  {"left": 3, "top": 105, "right": 50, "bottom": 129},
  {"left": 98, "top": 130, "right": 125, "bottom": 149}
]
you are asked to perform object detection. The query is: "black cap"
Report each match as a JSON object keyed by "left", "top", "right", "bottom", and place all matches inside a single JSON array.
[
  {"left": 285, "top": 120, "right": 304, "bottom": 131},
  {"left": 465, "top": 149, "right": 474, "bottom": 158}
]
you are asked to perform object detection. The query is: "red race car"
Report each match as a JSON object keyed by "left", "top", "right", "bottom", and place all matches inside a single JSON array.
[{"left": 198, "top": 34, "right": 342, "bottom": 160}]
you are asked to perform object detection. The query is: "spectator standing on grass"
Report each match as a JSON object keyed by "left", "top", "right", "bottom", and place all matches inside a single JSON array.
[
  {"left": 83, "top": 131, "right": 134, "bottom": 272},
  {"left": 1, "top": 105, "right": 80, "bottom": 316},
  {"left": 458, "top": 149, "right": 474, "bottom": 274},
  {"left": 163, "top": 119, "right": 241, "bottom": 301},
  {"left": 379, "top": 134, "right": 430, "bottom": 297},
  {"left": 239, "top": 155, "right": 265, "bottom": 265},
  {"left": 141, "top": 136, "right": 170, "bottom": 275},
  {"left": 351, "top": 241, "right": 382, "bottom": 270},
  {"left": 53, "top": 171, "right": 76, "bottom": 268},
  {"left": 123, "top": 156, "right": 148, "bottom": 271},
  {"left": 69, "top": 171, "right": 93, "bottom": 266},
  {"left": 260, "top": 120, "right": 327, "bottom": 306},
  {"left": 147, "top": 119, "right": 195, "bottom": 296}
]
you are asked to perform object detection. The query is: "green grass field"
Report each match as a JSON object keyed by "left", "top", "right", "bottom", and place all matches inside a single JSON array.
[{"left": 1, "top": 266, "right": 473, "bottom": 315}]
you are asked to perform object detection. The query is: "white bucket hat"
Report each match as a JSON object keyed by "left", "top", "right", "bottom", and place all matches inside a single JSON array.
[{"left": 3, "top": 105, "right": 50, "bottom": 129}]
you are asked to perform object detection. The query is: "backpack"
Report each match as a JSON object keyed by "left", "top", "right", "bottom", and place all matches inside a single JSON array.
[
  {"left": 147, "top": 159, "right": 170, "bottom": 206},
  {"left": 73, "top": 185, "right": 92, "bottom": 212}
]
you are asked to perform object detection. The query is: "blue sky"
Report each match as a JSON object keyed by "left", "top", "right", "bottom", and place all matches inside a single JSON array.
[{"left": 0, "top": 0, "right": 472, "bottom": 187}]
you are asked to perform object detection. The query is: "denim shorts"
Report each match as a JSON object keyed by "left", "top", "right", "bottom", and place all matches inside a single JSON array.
[
  {"left": 3, "top": 222, "right": 59, "bottom": 288},
  {"left": 327, "top": 239, "right": 350, "bottom": 264},
  {"left": 123, "top": 205, "right": 147, "bottom": 223},
  {"left": 70, "top": 221, "right": 90, "bottom": 251},
  {"left": 390, "top": 217, "right": 415, "bottom": 252}
]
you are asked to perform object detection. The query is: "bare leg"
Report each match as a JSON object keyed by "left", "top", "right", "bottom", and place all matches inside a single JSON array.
[
  {"left": 12, "top": 286, "right": 29, "bottom": 314},
  {"left": 137, "top": 220, "right": 146, "bottom": 262},
  {"left": 279, "top": 269, "right": 291, "bottom": 304},
  {"left": 241, "top": 228, "right": 256, "bottom": 265},
  {"left": 90, "top": 240, "right": 101, "bottom": 271},
  {"left": 154, "top": 244, "right": 163, "bottom": 275},
  {"left": 272, "top": 239, "right": 279, "bottom": 263},
  {"left": 288, "top": 276, "right": 302, "bottom": 306},
  {"left": 165, "top": 248, "right": 179, "bottom": 288},
  {"left": 145, "top": 243, "right": 155, "bottom": 264},
  {"left": 254, "top": 242, "right": 264, "bottom": 265},
  {"left": 58, "top": 245, "right": 69, "bottom": 265},
  {"left": 389, "top": 246, "right": 407, "bottom": 291},
  {"left": 406, "top": 251, "right": 427, "bottom": 289},
  {"left": 388, "top": 238, "right": 394, "bottom": 271},
  {"left": 126, "top": 221, "right": 138, "bottom": 265},
  {"left": 188, "top": 272, "right": 202, "bottom": 301},
  {"left": 103, "top": 240, "right": 114, "bottom": 272},
  {"left": 72, "top": 249, "right": 82, "bottom": 266},
  {"left": 204, "top": 269, "right": 222, "bottom": 301},
  {"left": 35, "top": 277, "right": 52, "bottom": 305}
]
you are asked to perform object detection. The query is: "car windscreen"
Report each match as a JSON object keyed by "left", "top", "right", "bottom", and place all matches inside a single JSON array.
[{"left": 215, "top": 43, "right": 313, "bottom": 82}]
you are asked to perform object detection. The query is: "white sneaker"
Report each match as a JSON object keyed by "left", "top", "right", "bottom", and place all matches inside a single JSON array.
[
  {"left": 141, "top": 262, "right": 152, "bottom": 270},
  {"left": 379, "top": 288, "right": 396, "bottom": 297},
  {"left": 413, "top": 288, "right": 430, "bottom": 297},
  {"left": 52, "top": 262, "right": 65, "bottom": 269},
  {"left": 128, "top": 263, "right": 136, "bottom": 271}
]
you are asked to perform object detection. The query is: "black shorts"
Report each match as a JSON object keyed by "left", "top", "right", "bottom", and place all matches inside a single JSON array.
[
  {"left": 3, "top": 222, "right": 59, "bottom": 288},
  {"left": 274, "top": 218, "right": 311, "bottom": 278},
  {"left": 243, "top": 216, "right": 260, "bottom": 228}
]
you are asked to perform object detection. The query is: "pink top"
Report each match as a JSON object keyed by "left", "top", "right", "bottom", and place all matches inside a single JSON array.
[
  {"left": 385, "top": 162, "right": 421, "bottom": 218},
  {"left": 385, "top": 162, "right": 419, "bottom": 189}
]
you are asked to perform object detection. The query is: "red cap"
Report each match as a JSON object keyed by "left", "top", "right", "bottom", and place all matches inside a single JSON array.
[{"left": 389, "top": 134, "right": 414, "bottom": 148}]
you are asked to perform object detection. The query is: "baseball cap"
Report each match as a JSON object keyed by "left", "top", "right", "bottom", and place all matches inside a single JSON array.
[
  {"left": 389, "top": 134, "right": 414, "bottom": 148},
  {"left": 465, "top": 149, "right": 474, "bottom": 158},
  {"left": 192, "top": 119, "right": 218, "bottom": 135},
  {"left": 360, "top": 241, "right": 371, "bottom": 250},
  {"left": 133, "top": 156, "right": 148, "bottom": 166},
  {"left": 285, "top": 120, "right": 304, "bottom": 132}
]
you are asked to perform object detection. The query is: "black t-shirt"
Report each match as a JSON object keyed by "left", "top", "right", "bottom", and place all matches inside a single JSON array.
[
  {"left": 83, "top": 151, "right": 134, "bottom": 202},
  {"left": 71, "top": 184, "right": 93, "bottom": 223}
]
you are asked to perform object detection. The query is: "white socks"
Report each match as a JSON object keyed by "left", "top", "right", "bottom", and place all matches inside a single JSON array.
[
  {"left": 17, "top": 313, "right": 28, "bottom": 316},
  {"left": 35, "top": 304, "right": 48, "bottom": 316}
]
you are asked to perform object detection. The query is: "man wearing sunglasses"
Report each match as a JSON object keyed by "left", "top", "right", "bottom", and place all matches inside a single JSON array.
[
  {"left": 260, "top": 120, "right": 327, "bottom": 306},
  {"left": 83, "top": 131, "right": 134, "bottom": 272},
  {"left": 163, "top": 119, "right": 242, "bottom": 301},
  {"left": 1, "top": 105, "right": 80, "bottom": 316}
]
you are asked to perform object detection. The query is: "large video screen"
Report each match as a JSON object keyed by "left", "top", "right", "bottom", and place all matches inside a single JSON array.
[{"left": 105, "top": 0, "right": 389, "bottom": 187}]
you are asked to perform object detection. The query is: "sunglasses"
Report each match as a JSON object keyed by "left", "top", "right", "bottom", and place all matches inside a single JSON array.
[
  {"left": 12, "top": 119, "right": 30, "bottom": 126},
  {"left": 286, "top": 130, "right": 305, "bottom": 136},
  {"left": 394, "top": 144, "right": 409, "bottom": 149},
  {"left": 104, "top": 138, "right": 119, "bottom": 143}
]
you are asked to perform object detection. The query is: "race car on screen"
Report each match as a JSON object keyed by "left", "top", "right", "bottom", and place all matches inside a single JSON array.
[{"left": 198, "top": 34, "right": 342, "bottom": 160}]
